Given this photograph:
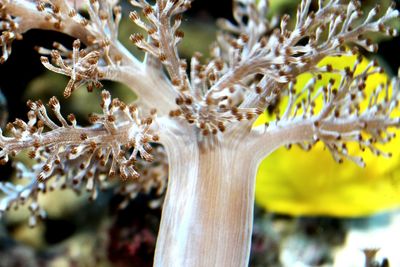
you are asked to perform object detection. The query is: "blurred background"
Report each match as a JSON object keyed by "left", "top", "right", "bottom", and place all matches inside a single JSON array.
[{"left": 0, "top": 0, "right": 399, "bottom": 266}]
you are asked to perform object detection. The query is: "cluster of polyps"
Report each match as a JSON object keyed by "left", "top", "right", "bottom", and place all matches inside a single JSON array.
[
  {"left": 0, "top": 89, "right": 160, "bottom": 226},
  {"left": 279, "top": 57, "right": 400, "bottom": 167},
  {"left": 0, "top": 1, "right": 22, "bottom": 63},
  {"left": 39, "top": 39, "right": 104, "bottom": 97},
  {"left": 0, "top": 0, "right": 399, "bottom": 265}
]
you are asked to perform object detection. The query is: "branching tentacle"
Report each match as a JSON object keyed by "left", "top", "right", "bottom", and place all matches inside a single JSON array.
[
  {"left": 251, "top": 57, "right": 400, "bottom": 167},
  {"left": 0, "top": 90, "right": 161, "bottom": 226}
]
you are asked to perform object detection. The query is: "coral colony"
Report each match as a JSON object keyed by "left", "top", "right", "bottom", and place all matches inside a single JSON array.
[{"left": 0, "top": 0, "right": 399, "bottom": 266}]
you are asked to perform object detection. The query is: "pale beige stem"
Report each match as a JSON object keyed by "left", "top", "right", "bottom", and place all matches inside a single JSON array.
[
  {"left": 248, "top": 117, "right": 399, "bottom": 160},
  {"left": 155, "top": 129, "right": 259, "bottom": 267},
  {"left": 102, "top": 66, "right": 177, "bottom": 115}
]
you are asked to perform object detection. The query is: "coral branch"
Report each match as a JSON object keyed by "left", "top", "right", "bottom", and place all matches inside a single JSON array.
[
  {"left": 0, "top": 90, "right": 161, "bottom": 225},
  {"left": 155, "top": 0, "right": 399, "bottom": 139},
  {"left": 129, "top": 0, "right": 192, "bottom": 90},
  {"left": 250, "top": 64, "right": 400, "bottom": 166},
  {"left": 0, "top": 0, "right": 137, "bottom": 62},
  {"left": 39, "top": 39, "right": 104, "bottom": 97},
  {"left": 201, "top": 0, "right": 399, "bottom": 112}
]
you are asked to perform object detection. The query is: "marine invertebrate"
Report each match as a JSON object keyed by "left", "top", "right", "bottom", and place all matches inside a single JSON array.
[{"left": 0, "top": 0, "right": 399, "bottom": 266}]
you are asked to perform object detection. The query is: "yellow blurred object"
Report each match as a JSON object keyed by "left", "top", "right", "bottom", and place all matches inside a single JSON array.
[{"left": 254, "top": 55, "right": 400, "bottom": 217}]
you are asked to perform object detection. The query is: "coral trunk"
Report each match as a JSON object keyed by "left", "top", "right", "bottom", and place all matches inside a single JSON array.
[{"left": 154, "top": 138, "right": 258, "bottom": 267}]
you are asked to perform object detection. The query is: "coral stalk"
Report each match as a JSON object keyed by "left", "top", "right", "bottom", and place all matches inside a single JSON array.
[{"left": 156, "top": 128, "right": 259, "bottom": 266}]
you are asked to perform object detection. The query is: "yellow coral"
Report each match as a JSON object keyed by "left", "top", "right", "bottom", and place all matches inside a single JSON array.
[{"left": 254, "top": 55, "right": 400, "bottom": 217}]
